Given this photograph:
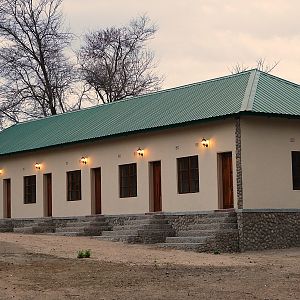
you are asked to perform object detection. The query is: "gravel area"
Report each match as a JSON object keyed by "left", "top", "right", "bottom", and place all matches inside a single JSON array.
[{"left": 0, "top": 233, "right": 299, "bottom": 299}]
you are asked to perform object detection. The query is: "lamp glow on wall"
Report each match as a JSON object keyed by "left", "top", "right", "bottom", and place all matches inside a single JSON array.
[
  {"left": 80, "top": 156, "right": 88, "bottom": 165},
  {"left": 201, "top": 138, "right": 209, "bottom": 148},
  {"left": 137, "top": 147, "right": 144, "bottom": 157},
  {"left": 35, "top": 162, "right": 42, "bottom": 170},
  {"left": 0, "top": 169, "right": 3, "bottom": 175}
]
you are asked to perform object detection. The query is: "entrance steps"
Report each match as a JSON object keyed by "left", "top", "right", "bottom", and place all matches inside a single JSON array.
[
  {"left": 53, "top": 217, "right": 111, "bottom": 236},
  {"left": 11, "top": 216, "right": 111, "bottom": 236},
  {"left": 157, "top": 211, "right": 239, "bottom": 252},
  {"left": 93, "top": 215, "right": 175, "bottom": 244},
  {"left": 4, "top": 210, "right": 239, "bottom": 252},
  {"left": 13, "top": 219, "right": 55, "bottom": 234}
]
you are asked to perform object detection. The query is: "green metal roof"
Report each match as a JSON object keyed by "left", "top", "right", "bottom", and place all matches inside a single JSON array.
[{"left": 0, "top": 69, "right": 299, "bottom": 156}]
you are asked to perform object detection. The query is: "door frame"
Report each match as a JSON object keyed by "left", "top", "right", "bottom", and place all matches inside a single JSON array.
[
  {"left": 3, "top": 178, "right": 11, "bottom": 218},
  {"left": 91, "top": 167, "right": 101, "bottom": 215},
  {"left": 149, "top": 161, "right": 162, "bottom": 212},
  {"left": 217, "top": 152, "right": 234, "bottom": 209},
  {"left": 43, "top": 173, "right": 52, "bottom": 217}
]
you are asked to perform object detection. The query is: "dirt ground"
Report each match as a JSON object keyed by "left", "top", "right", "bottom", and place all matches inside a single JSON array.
[{"left": 0, "top": 233, "right": 299, "bottom": 300}]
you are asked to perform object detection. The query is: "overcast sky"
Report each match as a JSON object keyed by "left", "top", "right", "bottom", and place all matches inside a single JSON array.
[{"left": 63, "top": 0, "right": 300, "bottom": 89}]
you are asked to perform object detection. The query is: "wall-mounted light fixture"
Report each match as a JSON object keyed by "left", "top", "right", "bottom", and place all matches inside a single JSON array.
[
  {"left": 35, "top": 162, "right": 41, "bottom": 170},
  {"left": 201, "top": 138, "right": 209, "bottom": 148},
  {"left": 137, "top": 147, "right": 144, "bottom": 157},
  {"left": 0, "top": 169, "right": 3, "bottom": 175},
  {"left": 80, "top": 156, "right": 88, "bottom": 165}
]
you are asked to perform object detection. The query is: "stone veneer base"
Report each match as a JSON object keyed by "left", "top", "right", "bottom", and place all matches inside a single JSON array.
[{"left": 0, "top": 209, "right": 299, "bottom": 252}]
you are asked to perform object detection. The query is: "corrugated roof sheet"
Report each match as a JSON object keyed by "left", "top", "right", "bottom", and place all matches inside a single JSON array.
[{"left": 0, "top": 69, "right": 299, "bottom": 156}]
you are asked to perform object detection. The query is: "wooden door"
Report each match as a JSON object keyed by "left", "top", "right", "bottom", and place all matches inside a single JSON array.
[
  {"left": 221, "top": 152, "right": 234, "bottom": 209},
  {"left": 44, "top": 174, "right": 52, "bottom": 217},
  {"left": 94, "top": 168, "right": 101, "bottom": 214},
  {"left": 4, "top": 179, "right": 11, "bottom": 218},
  {"left": 152, "top": 161, "right": 162, "bottom": 212}
]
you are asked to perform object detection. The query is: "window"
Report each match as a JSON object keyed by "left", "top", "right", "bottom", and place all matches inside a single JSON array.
[
  {"left": 292, "top": 151, "right": 300, "bottom": 190},
  {"left": 24, "top": 175, "right": 36, "bottom": 204},
  {"left": 67, "top": 170, "right": 81, "bottom": 201},
  {"left": 177, "top": 155, "right": 199, "bottom": 194},
  {"left": 119, "top": 163, "right": 137, "bottom": 198}
]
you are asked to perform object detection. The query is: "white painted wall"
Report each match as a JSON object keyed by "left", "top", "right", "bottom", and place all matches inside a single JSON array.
[
  {"left": 0, "top": 119, "right": 237, "bottom": 218},
  {"left": 241, "top": 116, "right": 300, "bottom": 209}
]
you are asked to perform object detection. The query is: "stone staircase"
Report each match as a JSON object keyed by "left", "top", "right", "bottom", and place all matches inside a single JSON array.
[
  {"left": 11, "top": 216, "right": 111, "bottom": 236},
  {"left": 13, "top": 218, "right": 55, "bottom": 234},
  {"left": 54, "top": 216, "right": 111, "bottom": 236},
  {"left": 94, "top": 214, "right": 175, "bottom": 244},
  {"left": 158, "top": 211, "right": 239, "bottom": 252}
]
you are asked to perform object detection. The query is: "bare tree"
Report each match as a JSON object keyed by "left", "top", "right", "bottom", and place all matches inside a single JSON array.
[
  {"left": 78, "top": 15, "right": 163, "bottom": 104},
  {"left": 0, "top": 0, "right": 80, "bottom": 127},
  {"left": 229, "top": 58, "right": 280, "bottom": 74}
]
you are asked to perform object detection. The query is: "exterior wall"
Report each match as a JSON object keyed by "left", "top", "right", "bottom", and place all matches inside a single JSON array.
[
  {"left": 0, "top": 119, "right": 236, "bottom": 218},
  {"left": 241, "top": 116, "right": 300, "bottom": 209}
]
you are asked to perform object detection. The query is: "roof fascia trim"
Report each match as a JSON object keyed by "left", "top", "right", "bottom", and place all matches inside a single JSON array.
[
  {"left": 240, "top": 70, "right": 260, "bottom": 111},
  {"left": 0, "top": 114, "right": 238, "bottom": 158}
]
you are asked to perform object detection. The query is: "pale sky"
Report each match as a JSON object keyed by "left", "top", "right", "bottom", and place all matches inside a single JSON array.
[{"left": 63, "top": 0, "right": 300, "bottom": 89}]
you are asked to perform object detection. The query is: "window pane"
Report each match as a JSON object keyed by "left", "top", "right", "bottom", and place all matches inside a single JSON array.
[
  {"left": 177, "top": 155, "right": 199, "bottom": 194},
  {"left": 292, "top": 151, "right": 300, "bottom": 190},
  {"left": 24, "top": 175, "right": 36, "bottom": 204},
  {"left": 119, "top": 163, "right": 137, "bottom": 198},
  {"left": 67, "top": 170, "right": 81, "bottom": 201},
  {"left": 191, "top": 180, "right": 199, "bottom": 193},
  {"left": 190, "top": 156, "right": 199, "bottom": 169},
  {"left": 178, "top": 158, "right": 188, "bottom": 171}
]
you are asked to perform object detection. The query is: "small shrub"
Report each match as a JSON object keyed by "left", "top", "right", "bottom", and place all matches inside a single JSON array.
[
  {"left": 84, "top": 249, "right": 91, "bottom": 258},
  {"left": 77, "top": 249, "right": 91, "bottom": 258},
  {"left": 213, "top": 249, "right": 220, "bottom": 255}
]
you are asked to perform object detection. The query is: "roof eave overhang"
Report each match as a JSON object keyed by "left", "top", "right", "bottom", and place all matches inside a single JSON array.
[{"left": 1, "top": 111, "right": 300, "bottom": 158}]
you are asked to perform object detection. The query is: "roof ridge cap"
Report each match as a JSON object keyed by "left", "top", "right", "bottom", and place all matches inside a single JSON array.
[{"left": 240, "top": 70, "right": 260, "bottom": 111}]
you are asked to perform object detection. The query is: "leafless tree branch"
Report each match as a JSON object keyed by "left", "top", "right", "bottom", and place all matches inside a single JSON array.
[
  {"left": 229, "top": 58, "right": 280, "bottom": 74},
  {"left": 78, "top": 15, "right": 163, "bottom": 103},
  {"left": 0, "top": 0, "right": 82, "bottom": 128}
]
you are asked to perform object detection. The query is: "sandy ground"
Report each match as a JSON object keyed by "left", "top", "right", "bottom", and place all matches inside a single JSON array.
[{"left": 0, "top": 233, "right": 299, "bottom": 300}]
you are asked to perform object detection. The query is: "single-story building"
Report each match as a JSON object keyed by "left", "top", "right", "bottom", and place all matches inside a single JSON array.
[{"left": 0, "top": 69, "right": 300, "bottom": 219}]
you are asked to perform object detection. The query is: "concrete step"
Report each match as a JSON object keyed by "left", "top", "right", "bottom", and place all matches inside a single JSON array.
[
  {"left": 55, "top": 225, "right": 111, "bottom": 234},
  {"left": 165, "top": 236, "right": 212, "bottom": 243},
  {"left": 102, "top": 228, "right": 175, "bottom": 237},
  {"left": 89, "top": 221, "right": 110, "bottom": 227},
  {"left": 123, "top": 219, "right": 169, "bottom": 225},
  {"left": 13, "top": 226, "right": 34, "bottom": 234},
  {"left": 157, "top": 242, "right": 208, "bottom": 252},
  {"left": 102, "top": 229, "right": 139, "bottom": 236},
  {"left": 186, "top": 222, "right": 238, "bottom": 230},
  {"left": 51, "top": 232, "right": 80, "bottom": 237},
  {"left": 32, "top": 226, "right": 55, "bottom": 234},
  {"left": 56, "top": 221, "right": 93, "bottom": 227},
  {"left": 93, "top": 235, "right": 142, "bottom": 243},
  {"left": 177, "top": 229, "right": 238, "bottom": 237},
  {"left": 55, "top": 226, "right": 86, "bottom": 233},
  {"left": 113, "top": 223, "right": 173, "bottom": 231}
]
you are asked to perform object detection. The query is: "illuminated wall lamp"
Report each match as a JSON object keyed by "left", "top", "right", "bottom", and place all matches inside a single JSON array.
[
  {"left": 80, "top": 156, "right": 88, "bottom": 165},
  {"left": 201, "top": 138, "right": 209, "bottom": 148},
  {"left": 0, "top": 169, "right": 3, "bottom": 175},
  {"left": 35, "top": 162, "right": 41, "bottom": 170},
  {"left": 137, "top": 147, "right": 144, "bottom": 157}
]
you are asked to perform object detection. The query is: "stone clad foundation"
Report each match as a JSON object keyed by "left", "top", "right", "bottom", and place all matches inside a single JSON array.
[
  {"left": 237, "top": 209, "right": 300, "bottom": 251},
  {"left": 0, "top": 209, "right": 299, "bottom": 252}
]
